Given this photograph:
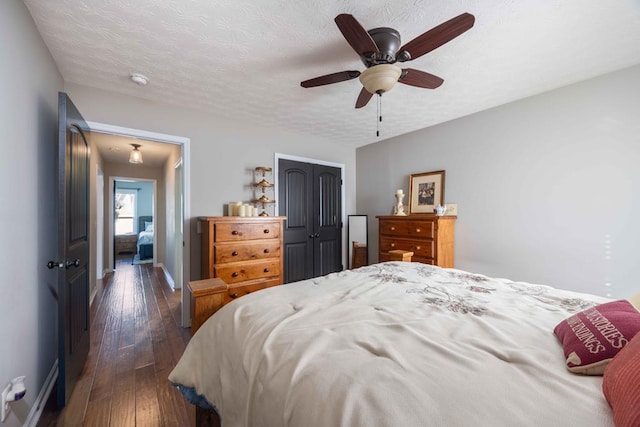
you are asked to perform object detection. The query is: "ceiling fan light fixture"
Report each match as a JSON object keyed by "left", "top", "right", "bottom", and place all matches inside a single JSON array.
[
  {"left": 359, "top": 64, "right": 402, "bottom": 95},
  {"left": 129, "top": 143, "right": 143, "bottom": 164}
]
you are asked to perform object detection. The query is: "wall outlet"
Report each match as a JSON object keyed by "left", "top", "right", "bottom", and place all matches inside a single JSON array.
[
  {"left": 445, "top": 203, "right": 458, "bottom": 216},
  {"left": 1, "top": 383, "right": 11, "bottom": 423}
]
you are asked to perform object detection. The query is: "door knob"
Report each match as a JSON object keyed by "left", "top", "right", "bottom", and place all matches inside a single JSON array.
[
  {"left": 65, "top": 259, "right": 80, "bottom": 269},
  {"left": 47, "top": 261, "right": 64, "bottom": 269}
]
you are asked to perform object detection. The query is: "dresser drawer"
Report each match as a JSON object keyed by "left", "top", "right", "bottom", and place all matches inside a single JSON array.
[
  {"left": 215, "top": 241, "right": 281, "bottom": 263},
  {"left": 215, "top": 222, "right": 280, "bottom": 242},
  {"left": 379, "top": 253, "right": 435, "bottom": 265},
  {"left": 223, "top": 279, "right": 280, "bottom": 304},
  {"left": 379, "top": 220, "right": 434, "bottom": 238},
  {"left": 215, "top": 259, "right": 280, "bottom": 284},
  {"left": 380, "top": 237, "right": 434, "bottom": 259}
]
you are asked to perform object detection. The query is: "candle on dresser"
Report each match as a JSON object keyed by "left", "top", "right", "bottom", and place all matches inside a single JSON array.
[{"left": 239, "top": 204, "right": 247, "bottom": 217}]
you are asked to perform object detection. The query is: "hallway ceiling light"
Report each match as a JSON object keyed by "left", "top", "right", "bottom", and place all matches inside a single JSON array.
[{"left": 129, "top": 144, "right": 143, "bottom": 164}]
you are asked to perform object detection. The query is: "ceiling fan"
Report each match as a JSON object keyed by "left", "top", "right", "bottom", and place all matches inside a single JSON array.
[{"left": 300, "top": 13, "right": 475, "bottom": 108}]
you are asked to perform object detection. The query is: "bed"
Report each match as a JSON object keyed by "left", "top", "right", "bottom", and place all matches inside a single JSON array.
[
  {"left": 169, "top": 262, "right": 639, "bottom": 426},
  {"left": 137, "top": 216, "right": 153, "bottom": 260}
]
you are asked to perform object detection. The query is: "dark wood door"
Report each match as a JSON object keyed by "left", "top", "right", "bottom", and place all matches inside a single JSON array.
[
  {"left": 56, "top": 93, "right": 91, "bottom": 407},
  {"left": 279, "top": 159, "right": 342, "bottom": 283}
]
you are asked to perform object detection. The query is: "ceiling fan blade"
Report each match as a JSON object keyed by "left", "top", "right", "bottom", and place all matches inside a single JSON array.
[
  {"left": 301, "top": 70, "right": 361, "bottom": 88},
  {"left": 399, "top": 68, "right": 444, "bottom": 89},
  {"left": 398, "top": 13, "right": 475, "bottom": 62},
  {"left": 335, "top": 14, "right": 380, "bottom": 58},
  {"left": 355, "top": 87, "right": 374, "bottom": 109}
]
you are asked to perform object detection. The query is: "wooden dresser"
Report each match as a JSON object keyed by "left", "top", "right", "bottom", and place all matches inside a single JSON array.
[
  {"left": 377, "top": 215, "right": 456, "bottom": 267},
  {"left": 198, "top": 216, "right": 285, "bottom": 312}
]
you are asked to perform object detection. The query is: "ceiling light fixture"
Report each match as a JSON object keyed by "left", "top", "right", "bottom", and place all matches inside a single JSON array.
[
  {"left": 358, "top": 64, "right": 402, "bottom": 137},
  {"left": 358, "top": 64, "right": 402, "bottom": 95},
  {"left": 130, "top": 73, "right": 149, "bottom": 86},
  {"left": 129, "top": 144, "right": 143, "bottom": 164}
]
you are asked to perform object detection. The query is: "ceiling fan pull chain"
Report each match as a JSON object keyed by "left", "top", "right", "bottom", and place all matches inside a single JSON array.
[{"left": 376, "top": 94, "right": 381, "bottom": 137}]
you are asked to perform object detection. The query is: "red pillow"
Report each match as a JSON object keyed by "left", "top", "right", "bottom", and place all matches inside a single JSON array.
[
  {"left": 602, "top": 332, "right": 640, "bottom": 427},
  {"left": 553, "top": 300, "right": 640, "bottom": 375}
]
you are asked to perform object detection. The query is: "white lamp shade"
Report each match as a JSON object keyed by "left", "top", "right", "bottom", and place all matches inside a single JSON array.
[
  {"left": 129, "top": 145, "right": 143, "bottom": 164},
  {"left": 359, "top": 64, "right": 402, "bottom": 95}
]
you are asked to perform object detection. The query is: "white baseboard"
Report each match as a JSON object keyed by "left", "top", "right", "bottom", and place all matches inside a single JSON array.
[
  {"left": 24, "top": 360, "right": 57, "bottom": 427},
  {"left": 158, "top": 263, "right": 176, "bottom": 289}
]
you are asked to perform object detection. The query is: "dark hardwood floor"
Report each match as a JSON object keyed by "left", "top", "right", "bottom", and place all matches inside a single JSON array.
[{"left": 38, "top": 257, "right": 195, "bottom": 426}]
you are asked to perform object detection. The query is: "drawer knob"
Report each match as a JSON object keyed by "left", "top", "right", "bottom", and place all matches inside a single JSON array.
[
  {"left": 264, "top": 248, "right": 270, "bottom": 254},
  {"left": 232, "top": 251, "right": 238, "bottom": 256},
  {"left": 416, "top": 228, "right": 421, "bottom": 233},
  {"left": 390, "top": 226, "right": 396, "bottom": 231},
  {"left": 263, "top": 229, "right": 270, "bottom": 234},
  {"left": 263, "top": 268, "right": 270, "bottom": 273},
  {"left": 231, "top": 272, "right": 239, "bottom": 278},
  {"left": 390, "top": 243, "right": 395, "bottom": 247},
  {"left": 416, "top": 246, "right": 421, "bottom": 250},
  {"left": 231, "top": 230, "right": 239, "bottom": 235},
  {"left": 230, "top": 293, "right": 238, "bottom": 299}
]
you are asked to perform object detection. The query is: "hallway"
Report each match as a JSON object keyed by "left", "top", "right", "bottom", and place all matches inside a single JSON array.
[{"left": 39, "top": 258, "right": 194, "bottom": 426}]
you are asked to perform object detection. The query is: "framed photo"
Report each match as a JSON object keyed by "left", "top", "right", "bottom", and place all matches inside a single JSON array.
[{"left": 409, "top": 170, "right": 445, "bottom": 214}]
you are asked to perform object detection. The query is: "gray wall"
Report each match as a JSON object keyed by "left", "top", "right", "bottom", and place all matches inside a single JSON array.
[
  {"left": 163, "top": 144, "right": 183, "bottom": 289},
  {"left": 0, "top": 2, "right": 63, "bottom": 425},
  {"left": 64, "top": 83, "right": 357, "bottom": 281},
  {"left": 88, "top": 135, "right": 105, "bottom": 299},
  {"left": 357, "top": 65, "right": 640, "bottom": 299}
]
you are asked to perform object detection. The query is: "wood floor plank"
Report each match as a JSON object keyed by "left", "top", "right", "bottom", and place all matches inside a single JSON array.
[
  {"left": 119, "top": 270, "right": 136, "bottom": 348},
  {"left": 110, "top": 345, "right": 136, "bottom": 427},
  {"left": 156, "top": 366, "right": 194, "bottom": 426},
  {"left": 134, "top": 314, "right": 155, "bottom": 369},
  {"left": 135, "top": 364, "right": 161, "bottom": 427},
  {"left": 83, "top": 397, "right": 112, "bottom": 427},
  {"left": 89, "top": 329, "right": 119, "bottom": 402}
]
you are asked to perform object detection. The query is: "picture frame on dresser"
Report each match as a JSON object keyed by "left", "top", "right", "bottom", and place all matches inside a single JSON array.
[{"left": 409, "top": 170, "right": 445, "bottom": 214}]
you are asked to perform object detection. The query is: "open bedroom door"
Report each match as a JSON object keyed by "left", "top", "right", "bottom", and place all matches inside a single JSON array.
[{"left": 49, "top": 92, "right": 91, "bottom": 408}]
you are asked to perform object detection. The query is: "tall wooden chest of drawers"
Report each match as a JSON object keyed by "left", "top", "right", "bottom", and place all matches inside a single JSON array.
[
  {"left": 199, "top": 216, "right": 286, "bottom": 305},
  {"left": 377, "top": 215, "right": 456, "bottom": 267}
]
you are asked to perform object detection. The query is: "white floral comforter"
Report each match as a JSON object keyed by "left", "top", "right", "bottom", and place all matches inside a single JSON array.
[{"left": 169, "top": 262, "right": 614, "bottom": 427}]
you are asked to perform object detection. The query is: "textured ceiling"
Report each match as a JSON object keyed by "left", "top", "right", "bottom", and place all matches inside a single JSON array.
[
  {"left": 24, "top": 0, "right": 640, "bottom": 148},
  {"left": 91, "top": 132, "right": 178, "bottom": 168}
]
